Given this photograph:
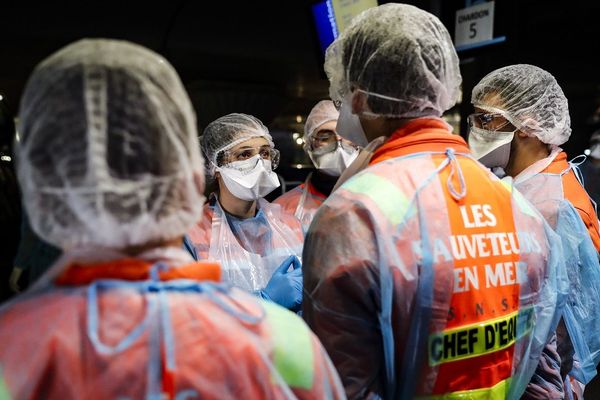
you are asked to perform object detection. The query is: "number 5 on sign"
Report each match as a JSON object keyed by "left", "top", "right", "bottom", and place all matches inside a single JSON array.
[{"left": 455, "top": 1, "right": 495, "bottom": 47}]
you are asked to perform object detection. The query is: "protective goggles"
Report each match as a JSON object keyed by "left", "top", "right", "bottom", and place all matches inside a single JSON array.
[
  {"left": 467, "top": 112, "right": 515, "bottom": 132},
  {"left": 218, "top": 145, "right": 280, "bottom": 170}
]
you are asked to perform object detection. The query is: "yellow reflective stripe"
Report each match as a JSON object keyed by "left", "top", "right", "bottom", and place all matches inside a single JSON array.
[
  {"left": 343, "top": 172, "right": 412, "bottom": 225},
  {"left": 0, "top": 368, "right": 10, "bottom": 400},
  {"left": 263, "top": 302, "right": 315, "bottom": 389},
  {"left": 428, "top": 307, "right": 535, "bottom": 366},
  {"left": 417, "top": 377, "right": 511, "bottom": 400},
  {"left": 499, "top": 180, "right": 539, "bottom": 220}
]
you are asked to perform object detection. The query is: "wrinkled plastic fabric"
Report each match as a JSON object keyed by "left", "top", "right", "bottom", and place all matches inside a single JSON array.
[
  {"left": 324, "top": 3, "right": 461, "bottom": 119},
  {"left": 303, "top": 148, "right": 566, "bottom": 399},
  {"left": 201, "top": 113, "right": 275, "bottom": 173},
  {"left": 189, "top": 197, "right": 304, "bottom": 292},
  {"left": 16, "top": 39, "right": 205, "bottom": 249},
  {"left": 274, "top": 175, "right": 327, "bottom": 234},
  {"left": 472, "top": 64, "right": 571, "bottom": 146},
  {"left": 514, "top": 169, "right": 600, "bottom": 384},
  {"left": 0, "top": 260, "right": 345, "bottom": 399}
]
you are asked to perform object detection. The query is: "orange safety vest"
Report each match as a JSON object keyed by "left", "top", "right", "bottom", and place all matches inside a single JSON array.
[
  {"left": 542, "top": 151, "right": 600, "bottom": 252},
  {"left": 372, "top": 118, "right": 530, "bottom": 397}
]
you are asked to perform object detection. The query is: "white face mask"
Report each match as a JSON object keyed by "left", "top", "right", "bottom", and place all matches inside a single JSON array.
[
  {"left": 468, "top": 126, "right": 516, "bottom": 169},
  {"left": 217, "top": 155, "right": 280, "bottom": 201},
  {"left": 309, "top": 143, "right": 359, "bottom": 176},
  {"left": 335, "top": 94, "right": 368, "bottom": 147}
]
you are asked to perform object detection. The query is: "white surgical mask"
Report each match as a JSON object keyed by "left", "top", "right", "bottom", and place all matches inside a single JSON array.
[
  {"left": 336, "top": 95, "right": 368, "bottom": 147},
  {"left": 468, "top": 126, "right": 516, "bottom": 169},
  {"left": 217, "top": 155, "right": 280, "bottom": 201},
  {"left": 309, "top": 143, "right": 359, "bottom": 176}
]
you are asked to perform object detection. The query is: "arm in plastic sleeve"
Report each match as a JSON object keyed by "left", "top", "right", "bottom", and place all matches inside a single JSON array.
[
  {"left": 556, "top": 201, "right": 600, "bottom": 384},
  {"left": 509, "top": 218, "right": 569, "bottom": 398},
  {"left": 258, "top": 255, "right": 303, "bottom": 311},
  {"left": 302, "top": 202, "right": 385, "bottom": 399}
]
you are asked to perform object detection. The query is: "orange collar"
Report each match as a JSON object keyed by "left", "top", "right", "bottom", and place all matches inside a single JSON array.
[
  {"left": 542, "top": 151, "right": 568, "bottom": 174},
  {"left": 55, "top": 258, "right": 221, "bottom": 286},
  {"left": 371, "top": 118, "right": 469, "bottom": 165}
]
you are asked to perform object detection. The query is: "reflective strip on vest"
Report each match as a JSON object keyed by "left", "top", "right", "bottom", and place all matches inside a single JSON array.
[
  {"left": 263, "top": 302, "right": 315, "bottom": 389},
  {"left": 0, "top": 368, "right": 10, "bottom": 400},
  {"left": 428, "top": 307, "right": 535, "bottom": 366},
  {"left": 417, "top": 377, "right": 511, "bottom": 400},
  {"left": 343, "top": 172, "right": 412, "bottom": 225}
]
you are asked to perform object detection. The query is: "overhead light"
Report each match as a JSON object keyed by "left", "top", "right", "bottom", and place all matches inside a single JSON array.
[
  {"left": 296, "top": 164, "right": 303, "bottom": 169},
  {"left": 292, "top": 132, "right": 300, "bottom": 140},
  {"left": 0, "top": 94, "right": 3, "bottom": 101},
  {"left": 585, "top": 149, "right": 591, "bottom": 156},
  {"left": 296, "top": 115, "right": 302, "bottom": 123},
  {"left": 1, "top": 155, "right": 11, "bottom": 162},
  {"left": 295, "top": 138, "right": 303, "bottom": 145}
]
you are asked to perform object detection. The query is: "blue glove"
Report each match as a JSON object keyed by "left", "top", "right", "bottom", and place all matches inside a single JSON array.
[{"left": 258, "top": 256, "right": 303, "bottom": 311}]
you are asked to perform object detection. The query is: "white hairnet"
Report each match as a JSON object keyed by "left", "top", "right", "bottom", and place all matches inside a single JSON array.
[
  {"left": 472, "top": 64, "right": 572, "bottom": 145},
  {"left": 324, "top": 3, "right": 461, "bottom": 119},
  {"left": 16, "top": 39, "right": 205, "bottom": 249},
  {"left": 304, "top": 100, "right": 339, "bottom": 138},
  {"left": 201, "top": 113, "right": 274, "bottom": 173}
]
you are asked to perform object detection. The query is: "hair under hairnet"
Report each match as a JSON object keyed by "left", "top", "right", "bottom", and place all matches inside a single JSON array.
[
  {"left": 304, "top": 100, "right": 339, "bottom": 138},
  {"left": 472, "top": 64, "right": 571, "bottom": 145},
  {"left": 16, "top": 39, "right": 205, "bottom": 249},
  {"left": 201, "top": 113, "right": 274, "bottom": 173},
  {"left": 324, "top": 3, "right": 461, "bottom": 119}
]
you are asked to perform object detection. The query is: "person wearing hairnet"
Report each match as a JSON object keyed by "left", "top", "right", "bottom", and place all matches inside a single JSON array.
[
  {"left": 274, "top": 100, "right": 359, "bottom": 232},
  {"left": 302, "top": 4, "right": 567, "bottom": 399},
  {"left": 188, "top": 113, "right": 305, "bottom": 312},
  {"left": 469, "top": 64, "right": 600, "bottom": 399},
  {"left": 0, "top": 39, "right": 345, "bottom": 399}
]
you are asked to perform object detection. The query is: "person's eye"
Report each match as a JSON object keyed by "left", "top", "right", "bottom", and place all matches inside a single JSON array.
[
  {"left": 237, "top": 150, "right": 253, "bottom": 160},
  {"left": 259, "top": 149, "right": 271, "bottom": 159}
]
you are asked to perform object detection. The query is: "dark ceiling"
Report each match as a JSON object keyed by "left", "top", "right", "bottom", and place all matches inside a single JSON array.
[{"left": 1, "top": 0, "right": 600, "bottom": 151}]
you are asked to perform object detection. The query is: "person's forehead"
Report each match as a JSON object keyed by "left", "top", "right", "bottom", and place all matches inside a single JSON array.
[
  {"left": 230, "top": 136, "right": 269, "bottom": 151},
  {"left": 315, "top": 120, "right": 337, "bottom": 134}
]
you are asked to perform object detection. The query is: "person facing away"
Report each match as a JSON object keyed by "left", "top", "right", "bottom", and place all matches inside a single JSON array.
[
  {"left": 302, "top": 4, "right": 567, "bottom": 399},
  {"left": 274, "top": 100, "right": 359, "bottom": 232},
  {"left": 0, "top": 38, "right": 345, "bottom": 400},
  {"left": 469, "top": 64, "right": 600, "bottom": 399},
  {"left": 188, "top": 113, "right": 305, "bottom": 312}
]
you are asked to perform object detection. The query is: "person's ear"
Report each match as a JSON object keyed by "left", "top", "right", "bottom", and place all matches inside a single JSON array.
[
  {"left": 516, "top": 130, "right": 528, "bottom": 139},
  {"left": 351, "top": 91, "right": 368, "bottom": 115}
]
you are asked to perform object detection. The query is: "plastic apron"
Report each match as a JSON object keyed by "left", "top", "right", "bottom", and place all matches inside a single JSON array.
[
  {"left": 209, "top": 198, "right": 303, "bottom": 292},
  {"left": 293, "top": 174, "right": 326, "bottom": 233},
  {"left": 0, "top": 256, "right": 346, "bottom": 399},
  {"left": 513, "top": 152, "right": 600, "bottom": 385},
  {"left": 303, "top": 146, "right": 567, "bottom": 398}
]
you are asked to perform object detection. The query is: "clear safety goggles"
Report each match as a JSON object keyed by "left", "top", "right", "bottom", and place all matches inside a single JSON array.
[
  {"left": 308, "top": 130, "right": 359, "bottom": 153},
  {"left": 218, "top": 145, "right": 280, "bottom": 170},
  {"left": 467, "top": 112, "right": 515, "bottom": 132}
]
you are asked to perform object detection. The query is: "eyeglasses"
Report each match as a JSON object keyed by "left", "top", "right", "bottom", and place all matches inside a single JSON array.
[
  {"left": 467, "top": 112, "right": 515, "bottom": 132},
  {"left": 219, "top": 145, "right": 280, "bottom": 169},
  {"left": 309, "top": 130, "right": 338, "bottom": 149}
]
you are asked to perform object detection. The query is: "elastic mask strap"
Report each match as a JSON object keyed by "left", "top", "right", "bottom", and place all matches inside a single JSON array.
[{"left": 445, "top": 149, "right": 467, "bottom": 201}]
